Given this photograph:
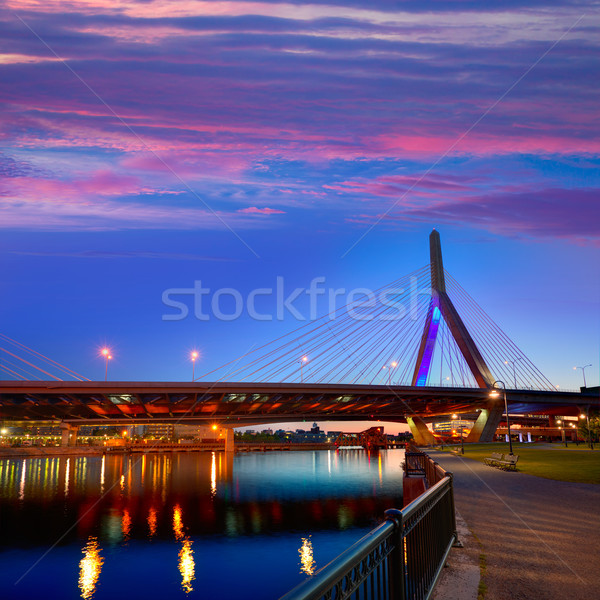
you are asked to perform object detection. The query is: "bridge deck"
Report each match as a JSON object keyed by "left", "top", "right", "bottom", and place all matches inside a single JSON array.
[{"left": 0, "top": 381, "right": 593, "bottom": 425}]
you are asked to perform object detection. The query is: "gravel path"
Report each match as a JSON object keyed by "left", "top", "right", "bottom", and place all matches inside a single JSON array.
[{"left": 427, "top": 450, "right": 600, "bottom": 600}]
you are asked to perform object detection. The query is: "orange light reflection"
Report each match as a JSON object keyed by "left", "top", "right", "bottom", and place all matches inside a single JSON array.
[
  {"left": 78, "top": 537, "right": 104, "bottom": 600},
  {"left": 178, "top": 538, "right": 195, "bottom": 594}
]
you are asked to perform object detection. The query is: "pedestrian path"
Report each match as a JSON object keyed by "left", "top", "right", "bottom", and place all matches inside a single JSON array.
[{"left": 428, "top": 450, "right": 600, "bottom": 600}]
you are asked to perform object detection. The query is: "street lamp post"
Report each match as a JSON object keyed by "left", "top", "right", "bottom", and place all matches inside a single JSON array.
[
  {"left": 579, "top": 411, "right": 594, "bottom": 450},
  {"left": 300, "top": 356, "right": 308, "bottom": 382},
  {"left": 452, "top": 413, "right": 464, "bottom": 454},
  {"left": 504, "top": 357, "right": 523, "bottom": 389},
  {"left": 573, "top": 364, "right": 592, "bottom": 388},
  {"left": 490, "top": 381, "right": 513, "bottom": 455},
  {"left": 191, "top": 351, "right": 199, "bottom": 381},
  {"left": 101, "top": 348, "right": 112, "bottom": 381},
  {"left": 570, "top": 423, "right": 578, "bottom": 446},
  {"left": 389, "top": 361, "right": 397, "bottom": 385},
  {"left": 556, "top": 419, "right": 567, "bottom": 448}
]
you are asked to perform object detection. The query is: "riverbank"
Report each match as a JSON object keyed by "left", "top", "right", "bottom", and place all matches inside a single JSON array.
[
  {"left": 428, "top": 449, "right": 600, "bottom": 600},
  {"left": 0, "top": 442, "right": 338, "bottom": 458},
  {"left": 436, "top": 442, "right": 600, "bottom": 484}
]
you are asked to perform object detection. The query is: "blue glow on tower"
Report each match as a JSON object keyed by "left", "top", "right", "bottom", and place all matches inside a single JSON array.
[{"left": 415, "top": 304, "right": 441, "bottom": 386}]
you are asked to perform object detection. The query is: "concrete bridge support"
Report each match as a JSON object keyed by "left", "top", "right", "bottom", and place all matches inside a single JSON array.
[
  {"left": 224, "top": 428, "right": 235, "bottom": 453},
  {"left": 465, "top": 404, "right": 503, "bottom": 443},
  {"left": 407, "top": 416, "right": 437, "bottom": 446},
  {"left": 60, "top": 423, "right": 79, "bottom": 447}
]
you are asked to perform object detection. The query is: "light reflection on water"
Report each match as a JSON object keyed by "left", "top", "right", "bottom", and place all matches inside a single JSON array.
[
  {"left": 78, "top": 537, "right": 103, "bottom": 600},
  {"left": 0, "top": 449, "right": 403, "bottom": 599},
  {"left": 147, "top": 507, "right": 157, "bottom": 538},
  {"left": 179, "top": 538, "right": 195, "bottom": 594},
  {"left": 299, "top": 537, "right": 316, "bottom": 576}
]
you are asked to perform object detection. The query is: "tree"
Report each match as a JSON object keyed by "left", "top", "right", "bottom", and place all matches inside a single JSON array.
[{"left": 578, "top": 414, "right": 600, "bottom": 443}]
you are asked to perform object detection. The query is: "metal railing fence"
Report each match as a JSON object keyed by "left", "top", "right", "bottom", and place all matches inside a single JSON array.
[{"left": 279, "top": 449, "right": 457, "bottom": 600}]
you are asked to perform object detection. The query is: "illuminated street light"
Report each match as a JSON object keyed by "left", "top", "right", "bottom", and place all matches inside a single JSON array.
[
  {"left": 100, "top": 348, "right": 112, "bottom": 381},
  {"left": 191, "top": 351, "right": 199, "bottom": 381},
  {"left": 570, "top": 423, "right": 578, "bottom": 446},
  {"left": 388, "top": 361, "right": 397, "bottom": 385},
  {"left": 451, "top": 413, "right": 464, "bottom": 454},
  {"left": 573, "top": 364, "right": 592, "bottom": 388},
  {"left": 556, "top": 419, "right": 567, "bottom": 448},
  {"left": 299, "top": 356, "right": 308, "bottom": 382},
  {"left": 490, "top": 381, "right": 513, "bottom": 455},
  {"left": 504, "top": 357, "right": 523, "bottom": 389},
  {"left": 579, "top": 411, "right": 594, "bottom": 450}
]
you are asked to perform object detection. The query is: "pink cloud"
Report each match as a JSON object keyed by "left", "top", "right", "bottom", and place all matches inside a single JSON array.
[
  {"left": 237, "top": 206, "right": 285, "bottom": 215},
  {"left": 374, "top": 132, "right": 600, "bottom": 158}
]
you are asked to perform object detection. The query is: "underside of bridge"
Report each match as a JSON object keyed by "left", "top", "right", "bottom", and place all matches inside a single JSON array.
[{"left": 0, "top": 380, "right": 591, "bottom": 427}]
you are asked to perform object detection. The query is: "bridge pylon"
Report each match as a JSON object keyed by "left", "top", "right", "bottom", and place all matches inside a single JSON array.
[{"left": 412, "top": 230, "right": 501, "bottom": 442}]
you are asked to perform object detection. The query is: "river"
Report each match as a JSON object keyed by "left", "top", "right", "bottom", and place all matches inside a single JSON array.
[{"left": 0, "top": 449, "right": 405, "bottom": 599}]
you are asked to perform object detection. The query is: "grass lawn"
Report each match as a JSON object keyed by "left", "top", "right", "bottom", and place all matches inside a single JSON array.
[{"left": 438, "top": 442, "right": 600, "bottom": 484}]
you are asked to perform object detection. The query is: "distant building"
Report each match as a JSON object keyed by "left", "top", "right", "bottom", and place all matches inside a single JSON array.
[
  {"left": 146, "top": 423, "right": 175, "bottom": 440},
  {"left": 432, "top": 420, "right": 472, "bottom": 435}
]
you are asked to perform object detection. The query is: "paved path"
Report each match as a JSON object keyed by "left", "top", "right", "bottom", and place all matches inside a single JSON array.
[{"left": 428, "top": 450, "right": 600, "bottom": 600}]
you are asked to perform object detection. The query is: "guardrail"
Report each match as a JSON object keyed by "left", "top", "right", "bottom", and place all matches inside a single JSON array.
[{"left": 279, "top": 448, "right": 457, "bottom": 600}]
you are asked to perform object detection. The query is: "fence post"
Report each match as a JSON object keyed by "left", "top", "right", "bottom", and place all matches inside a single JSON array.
[
  {"left": 446, "top": 472, "right": 462, "bottom": 548},
  {"left": 384, "top": 508, "right": 405, "bottom": 600}
]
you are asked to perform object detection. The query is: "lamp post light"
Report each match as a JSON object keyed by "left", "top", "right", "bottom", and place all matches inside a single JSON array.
[
  {"left": 579, "top": 411, "right": 594, "bottom": 450},
  {"left": 389, "top": 361, "right": 397, "bottom": 385},
  {"left": 300, "top": 356, "right": 308, "bottom": 382},
  {"left": 504, "top": 357, "right": 523, "bottom": 389},
  {"left": 570, "top": 423, "right": 578, "bottom": 446},
  {"left": 556, "top": 419, "right": 567, "bottom": 448},
  {"left": 191, "top": 351, "right": 199, "bottom": 381},
  {"left": 452, "top": 413, "right": 464, "bottom": 454},
  {"left": 573, "top": 364, "right": 592, "bottom": 388},
  {"left": 101, "top": 348, "right": 112, "bottom": 381},
  {"left": 490, "top": 381, "right": 513, "bottom": 455}
]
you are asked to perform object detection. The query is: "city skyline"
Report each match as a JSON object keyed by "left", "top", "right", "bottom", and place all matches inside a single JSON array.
[{"left": 1, "top": 0, "right": 598, "bottom": 422}]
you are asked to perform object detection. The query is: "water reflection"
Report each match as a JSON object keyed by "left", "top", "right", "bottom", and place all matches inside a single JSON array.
[
  {"left": 100, "top": 455, "right": 105, "bottom": 494},
  {"left": 65, "top": 457, "right": 70, "bottom": 498},
  {"left": 179, "top": 538, "right": 195, "bottom": 593},
  {"left": 211, "top": 451, "right": 217, "bottom": 497},
  {"left": 19, "top": 460, "right": 26, "bottom": 500},
  {"left": 0, "top": 450, "right": 404, "bottom": 599},
  {"left": 299, "top": 536, "right": 316, "bottom": 576},
  {"left": 0, "top": 451, "right": 404, "bottom": 549},
  {"left": 173, "top": 503, "right": 196, "bottom": 593},
  {"left": 122, "top": 509, "right": 132, "bottom": 540},
  {"left": 147, "top": 506, "right": 158, "bottom": 537},
  {"left": 173, "top": 504, "right": 185, "bottom": 540},
  {"left": 78, "top": 536, "right": 103, "bottom": 599}
]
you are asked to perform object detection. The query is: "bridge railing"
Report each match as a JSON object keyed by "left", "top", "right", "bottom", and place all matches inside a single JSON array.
[{"left": 279, "top": 450, "right": 457, "bottom": 600}]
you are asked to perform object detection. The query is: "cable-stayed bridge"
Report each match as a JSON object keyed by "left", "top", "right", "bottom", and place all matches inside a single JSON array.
[{"left": 1, "top": 231, "right": 597, "bottom": 446}]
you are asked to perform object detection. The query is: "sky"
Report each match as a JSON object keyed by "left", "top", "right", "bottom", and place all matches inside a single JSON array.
[{"left": 1, "top": 1, "right": 599, "bottom": 433}]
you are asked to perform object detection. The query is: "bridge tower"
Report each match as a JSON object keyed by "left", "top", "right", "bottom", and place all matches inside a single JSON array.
[{"left": 409, "top": 230, "right": 503, "bottom": 443}]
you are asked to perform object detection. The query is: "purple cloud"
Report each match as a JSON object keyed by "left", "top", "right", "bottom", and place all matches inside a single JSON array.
[
  {"left": 0, "top": 0, "right": 598, "bottom": 241},
  {"left": 378, "top": 187, "right": 600, "bottom": 244}
]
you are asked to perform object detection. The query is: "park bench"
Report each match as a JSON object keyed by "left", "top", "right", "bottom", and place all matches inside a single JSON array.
[
  {"left": 484, "top": 452, "right": 504, "bottom": 466},
  {"left": 494, "top": 454, "right": 519, "bottom": 471}
]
